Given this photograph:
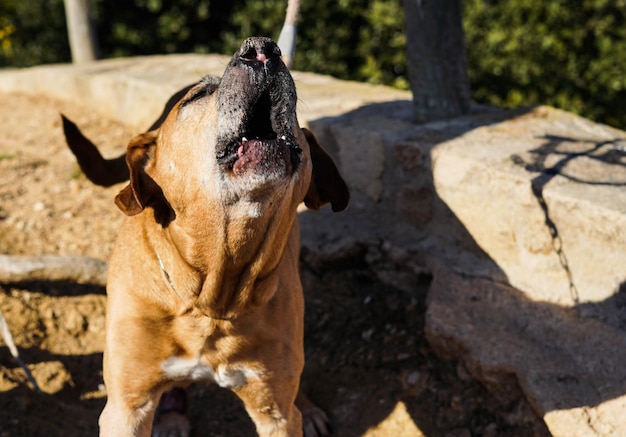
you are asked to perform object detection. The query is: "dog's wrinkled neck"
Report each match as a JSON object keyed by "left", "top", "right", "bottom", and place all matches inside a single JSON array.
[
  {"left": 196, "top": 209, "right": 298, "bottom": 319},
  {"left": 153, "top": 198, "right": 299, "bottom": 320}
]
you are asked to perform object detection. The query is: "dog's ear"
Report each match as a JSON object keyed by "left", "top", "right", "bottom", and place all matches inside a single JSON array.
[
  {"left": 302, "top": 128, "right": 350, "bottom": 212},
  {"left": 61, "top": 113, "right": 130, "bottom": 186},
  {"left": 115, "top": 132, "right": 173, "bottom": 224}
]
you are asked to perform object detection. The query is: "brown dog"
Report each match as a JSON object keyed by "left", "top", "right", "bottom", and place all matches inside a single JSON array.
[{"left": 64, "top": 37, "right": 349, "bottom": 436}]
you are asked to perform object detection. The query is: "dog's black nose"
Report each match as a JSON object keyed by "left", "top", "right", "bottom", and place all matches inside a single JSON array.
[{"left": 239, "top": 37, "right": 282, "bottom": 64}]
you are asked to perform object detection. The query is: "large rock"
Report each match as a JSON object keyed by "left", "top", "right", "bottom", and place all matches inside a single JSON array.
[
  {"left": 431, "top": 106, "right": 626, "bottom": 305},
  {"left": 425, "top": 258, "right": 626, "bottom": 437},
  {"left": 313, "top": 103, "right": 626, "bottom": 306},
  {"left": 310, "top": 103, "right": 626, "bottom": 435}
]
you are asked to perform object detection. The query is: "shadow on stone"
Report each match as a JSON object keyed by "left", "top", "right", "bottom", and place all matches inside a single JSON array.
[{"left": 299, "top": 101, "right": 626, "bottom": 435}]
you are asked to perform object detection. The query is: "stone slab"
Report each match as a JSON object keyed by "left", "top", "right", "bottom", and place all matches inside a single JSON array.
[
  {"left": 311, "top": 104, "right": 626, "bottom": 305},
  {"left": 0, "top": 54, "right": 410, "bottom": 131},
  {"left": 425, "top": 258, "right": 626, "bottom": 437},
  {"left": 310, "top": 102, "right": 626, "bottom": 435},
  {"left": 431, "top": 106, "right": 626, "bottom": 305}
]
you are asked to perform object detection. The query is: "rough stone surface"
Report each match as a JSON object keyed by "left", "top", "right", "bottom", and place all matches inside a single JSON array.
[
  {"left": 431, "top": 106, "right": 626, "bottom": 305},
  {"left": 312, "top": 102, "right": 626, "bottom": 305},
  {"left": 308, "top": 102, "right": 626, "bottom": 436},
  {"left": 425, "top": 258, "right": 626, "bottom": 437},
  {"left": 0, "top": 54, "right": 410, "bottom": 131}
]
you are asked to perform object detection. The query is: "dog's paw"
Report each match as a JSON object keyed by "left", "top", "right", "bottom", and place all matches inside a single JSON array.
[
  {"left": 297, "top": 391, "right": 331, "bottom": 437},
  {"left": 152, "top": 411, "right": 191, "bottom": 437},
  {"left": 153, "top": 387, "right": 190, "bottom": 437},
  {"left": 302, "top": 404, "right": 330, "bottom": 437}
]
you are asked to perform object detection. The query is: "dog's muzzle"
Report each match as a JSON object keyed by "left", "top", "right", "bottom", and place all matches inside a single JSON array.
[{"left": 216, "top": 37, "right": 301, "bottom": 179}]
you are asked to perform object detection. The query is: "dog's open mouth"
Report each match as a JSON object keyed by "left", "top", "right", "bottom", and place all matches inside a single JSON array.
[{"left": 217, "top": 89, "right": 301, "bottom": 178}]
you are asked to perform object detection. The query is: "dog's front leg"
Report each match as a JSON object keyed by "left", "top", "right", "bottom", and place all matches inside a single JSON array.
[
  {"left": 99, "top": 389, "right": 160, "bottom": 437},
  {"left": 235, "top": 379, "right": 302, "bottom": 437},
  {"left": 99, "top": 320, "right": 168, "bottom": 437}
]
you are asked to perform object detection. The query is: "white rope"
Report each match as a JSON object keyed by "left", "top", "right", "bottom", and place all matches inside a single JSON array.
[{"left": 0, "top": 308, "right": 41, "bottom": 393}]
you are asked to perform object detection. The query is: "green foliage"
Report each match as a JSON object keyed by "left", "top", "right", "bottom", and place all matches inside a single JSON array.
[
  {"left": 359, "top": 0, "right": 408, "bottom": 89},
  {"left": 220, "top": 0, "right": 408, "bottom": 88},
  {"left": 93, "top": 0, "right": 234, "bottom": 57},
  {"left": 0, "top": 0, "right": 625, "bottom": 128},
  {"left": 219, "top": 0, "right": 286, "bottom": 55},
  {"left": 463, "top": 0, "right": 626, "bottom": 128},
  {"left": 0, "top": 0, "right": 409, "bottom": 87},
  {"left": 0, "top": 0, "right": 70, "bottom": 67}
]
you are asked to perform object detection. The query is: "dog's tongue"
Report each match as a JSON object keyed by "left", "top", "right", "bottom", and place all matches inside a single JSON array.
[
  {"left": 233, "top": 138, "right": 291, "bottom": 177},
  {"left": 236, "top": 139, "right": 265, "bottom": 165},
  {"left": 237, "top": 141, "right": 250, "bottom": 159}
]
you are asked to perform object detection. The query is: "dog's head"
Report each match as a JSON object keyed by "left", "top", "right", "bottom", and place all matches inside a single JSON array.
[{"left": 115, "top": 37, "right": 349, "bottom": 225}]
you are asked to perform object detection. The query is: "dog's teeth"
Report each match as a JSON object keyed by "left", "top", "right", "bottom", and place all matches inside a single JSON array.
[
  {"left": 280, "top": 135, "right": 286, "bottom": 140},
  {"left": 242, "top": 137, "right": 248, "bottom": 142}
]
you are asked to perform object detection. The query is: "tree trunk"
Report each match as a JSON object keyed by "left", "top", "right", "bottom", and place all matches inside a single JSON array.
[
  {"left": 403, "top": 0, "right": 471, "bottom": 123},
  {"left": 63, "top": 0, "right": 99, "bottom": 63}
]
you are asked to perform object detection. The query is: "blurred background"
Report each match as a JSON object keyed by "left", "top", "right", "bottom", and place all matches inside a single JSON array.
[{"left": 0, "top": 0, "right": 624, "bottom": 129}]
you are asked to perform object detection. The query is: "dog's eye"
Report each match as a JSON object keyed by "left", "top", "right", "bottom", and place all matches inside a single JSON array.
[
  {"left": 180, "top": 79, "right": 219, "bottom": 108},
  {"left": 181, "top": 88, "right": 208, "bottom": 108}
]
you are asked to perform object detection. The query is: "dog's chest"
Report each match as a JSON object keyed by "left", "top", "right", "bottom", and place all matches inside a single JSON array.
[{"left": 161, "top": 356, "right": 260, "bottom": 389}]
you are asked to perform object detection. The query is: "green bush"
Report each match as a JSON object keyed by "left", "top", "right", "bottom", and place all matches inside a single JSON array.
[
  {"left": 463, "top": 0, "right": 626, "bottom": 128},
  {"left": 94, "top": 0, "right": 230, "bottom": 57},
  {"left": 220, "top": 0, "right": 408, "bottom": 88},
  {"left": 0, "top": 0, "right": 70, "bottom": 67}
]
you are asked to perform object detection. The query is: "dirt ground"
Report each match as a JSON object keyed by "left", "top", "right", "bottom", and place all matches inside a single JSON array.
[{"left": 0, "top": 92, "right": 550, "bottom": 436}]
